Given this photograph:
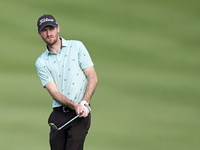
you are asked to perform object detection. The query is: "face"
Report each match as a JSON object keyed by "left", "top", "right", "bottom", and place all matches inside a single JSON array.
[{"left": 38, "top": 26, "right": 60, "bottom": 46}]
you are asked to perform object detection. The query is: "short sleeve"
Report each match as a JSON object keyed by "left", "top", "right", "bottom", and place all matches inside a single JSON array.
[
  {"left": 78, "top": 41, "right": 94, "bottom": 69},
  {"left": 35, "top": 57, "right": 53, "bottom": 87}
]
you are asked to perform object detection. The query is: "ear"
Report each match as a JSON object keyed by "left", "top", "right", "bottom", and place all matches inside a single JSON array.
[
  {"left": 57, "top": 26, "right": 60, "bottom": 33},
  {"left": 38, "top": 31, "right": 42, "bottom": 37}
]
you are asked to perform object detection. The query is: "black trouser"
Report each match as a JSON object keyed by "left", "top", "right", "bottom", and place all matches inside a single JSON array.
[{"left": 48, "top": 107, "right": 91, "bottom": 150}]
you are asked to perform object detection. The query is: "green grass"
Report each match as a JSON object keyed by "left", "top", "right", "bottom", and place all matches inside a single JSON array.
[{"left": 0, "top": 0, "right": 200, "bottom": 149}]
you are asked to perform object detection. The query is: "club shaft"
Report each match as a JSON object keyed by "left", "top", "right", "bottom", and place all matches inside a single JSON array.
[{"left": 58, "top": 113, "right": 82, "bottom": 130}]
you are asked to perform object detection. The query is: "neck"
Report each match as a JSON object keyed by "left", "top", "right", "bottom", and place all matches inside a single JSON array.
[{"left": 47, "top": 37, "right": 62, "bottom": 53}]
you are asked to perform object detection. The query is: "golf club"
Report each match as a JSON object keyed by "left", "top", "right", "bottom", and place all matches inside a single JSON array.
[{"left": 49, "top": 112, "right": 82, "bottom": 130}]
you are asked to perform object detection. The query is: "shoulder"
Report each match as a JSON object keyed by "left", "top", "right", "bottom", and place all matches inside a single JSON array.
[
  {"left": 35, "top": 51, "right": 47, "bottom": 67},
  {"left": 68, "top": 40, "right": 83, "bottom": 46},
  {"left": 61, "top": 38, "right": 82, "bottom": 45},
  {"left": 67, "top": 40, "right": 85, "bottom": 53}
]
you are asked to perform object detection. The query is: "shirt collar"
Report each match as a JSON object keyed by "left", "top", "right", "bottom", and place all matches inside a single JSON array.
[
  {"left": 45, "top": 37, "right": 68, "bottom": 55},
  {"left": 61, "top": 37, "right": 68, "bottom": 47}
]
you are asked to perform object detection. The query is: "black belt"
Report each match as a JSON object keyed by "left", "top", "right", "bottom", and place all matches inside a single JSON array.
[{"left": 53, "top": 106, "right": 73, "bottom": 113}]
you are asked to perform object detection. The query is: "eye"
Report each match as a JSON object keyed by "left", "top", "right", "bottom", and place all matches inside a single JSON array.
[
  {"left": 50, "top": 27, "right": 55, "bottom": 30},
  {"left": 41, "top": 28, "right": 47, "bottom": 32},
  {"left": 41, "top": 26, "right": 55, "bottom": 32}
]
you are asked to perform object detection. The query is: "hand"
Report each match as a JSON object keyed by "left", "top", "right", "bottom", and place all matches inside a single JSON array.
[
  {"left": 80, "top": 100, "right": 91, "bottom": 117},
  {"left": 73, "top": 103, "right": 84, "bottom": 116}
]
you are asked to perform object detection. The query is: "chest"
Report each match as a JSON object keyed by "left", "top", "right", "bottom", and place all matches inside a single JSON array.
[{"left": 45, "top": 48, "right": 79, "bottom": 74}]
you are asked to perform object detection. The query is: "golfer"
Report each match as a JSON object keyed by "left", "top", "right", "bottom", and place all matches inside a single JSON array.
[{"left": 35, "top": 14, "right": 98, "bottom": 150}]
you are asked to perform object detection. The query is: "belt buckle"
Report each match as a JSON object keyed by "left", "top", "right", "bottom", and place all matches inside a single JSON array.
[{"left": 63, "top": 107, "right": 69, "bottom": 113}]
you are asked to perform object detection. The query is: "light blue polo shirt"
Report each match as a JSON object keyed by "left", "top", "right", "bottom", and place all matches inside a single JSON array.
[{"left": 35, "top": 38, "right": 94, "bottom": 108}]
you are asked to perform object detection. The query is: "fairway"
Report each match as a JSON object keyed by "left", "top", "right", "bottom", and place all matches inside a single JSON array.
[{"left": 0, "top": 0, "right": 200, "bottom": 150}]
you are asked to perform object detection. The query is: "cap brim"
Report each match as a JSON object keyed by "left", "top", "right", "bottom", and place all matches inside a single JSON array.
[{"left": 38, "top": 24, "right": 58, "bottom": 32}]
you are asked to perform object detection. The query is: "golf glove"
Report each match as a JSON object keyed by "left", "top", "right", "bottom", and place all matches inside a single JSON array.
[{"left": 80, "top": 100, "right": 91, "bottom": 116}]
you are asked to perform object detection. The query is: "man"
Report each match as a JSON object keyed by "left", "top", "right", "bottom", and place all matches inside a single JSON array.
[{"left": 35, "top": 14, "right": 98, "bottom": 150}]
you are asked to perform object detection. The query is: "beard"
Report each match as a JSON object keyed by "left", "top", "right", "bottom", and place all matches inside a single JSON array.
[{"left": 43, "top": 34, "right": 59, "bottom": 46}]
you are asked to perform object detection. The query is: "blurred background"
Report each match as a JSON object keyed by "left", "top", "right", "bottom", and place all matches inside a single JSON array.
[{"left": 0, "top": 0, "right": 200, "bottom": 149}]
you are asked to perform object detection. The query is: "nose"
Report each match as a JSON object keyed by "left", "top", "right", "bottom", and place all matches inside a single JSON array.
[{"left": 46, "top": 29, "right": 51, "bottom": 36}]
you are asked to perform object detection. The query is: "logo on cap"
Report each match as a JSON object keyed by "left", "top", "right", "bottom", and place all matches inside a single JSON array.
[
  {"left": 37, "top": 14, "right": 58, "bottom": 31},
  {"left": 39, "top": 18, "right": 55, "bottom": 25}
]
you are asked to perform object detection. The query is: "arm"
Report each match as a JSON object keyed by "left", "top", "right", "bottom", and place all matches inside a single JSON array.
[
  {"left": 82, "top": 66, "right": 98, "bottom": 103},
  {"left": 45, "top": 81, "right": 83, "bottom": 114}
]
